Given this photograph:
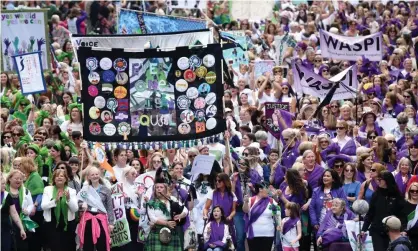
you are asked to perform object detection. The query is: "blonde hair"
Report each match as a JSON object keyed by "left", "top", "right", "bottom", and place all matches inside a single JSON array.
[
  {"left": 292, "top": 162, "right": 305, "bottom": 171},
  {"left": 147, "top": 152, "right": 164, "bottom": 171},
  {"left": 52, "top": 169, "right": 69, "bottom": 186},
  {"left": 406, "top": 182, "right": 418, "bottom": 200},
  {"left": 6, "top": 169, "right": 25, "bottom": 186},
  {"left": 83, "top": 166, "right": 104, "bottom": 185},
  {"left": 20, "top": 157, "right": 37, "bottom": 175}
]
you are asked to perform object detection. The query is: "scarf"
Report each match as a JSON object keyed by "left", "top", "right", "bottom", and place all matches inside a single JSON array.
[
  {"left": 24, "top": 172, "right": 45, "bottom": 196},
  {"left": 200, "top": 181, "right": 209, "bottom": 194},
  {"left": 212, "top": 190, "right": 234, "bottom": 217},
  {"left": 320, "top": 211, "right": 350, "bottom": 246},
  {"left": 244, "top": 197, "right": 270, "bottom": 239},
  {"left": 407, "top": 203, "right": 418, "bottom": 230},
  {"left": 282, "top": 217, "right": 299, "bottom": 235},
  {"left": 204, "top": 221, "right": 226, "bottom": 249},
  {"left": 305, "top": 165, "right": 324, "bottom": 189},
  {"left": 395, "top": 172, "right": 411, "bottom": 195},
  {"left": 53, "top": 186, "right": 69, "bottom": 231}
]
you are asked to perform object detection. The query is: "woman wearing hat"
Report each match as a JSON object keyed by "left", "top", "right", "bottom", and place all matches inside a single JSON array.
[{"left": 360, "top": 110, "right": 385, "bottom": 136}]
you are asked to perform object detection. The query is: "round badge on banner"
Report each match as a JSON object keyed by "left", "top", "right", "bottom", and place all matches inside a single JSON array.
[
  {"left": 118, "top": 122, "right": 131, "bottom": 136},
  {"left": 135, "top": 80, "right": 147, "bottom": 92},
  {"left": 177, "top": 95, "right": 191, "bottom": 109},
  {"left": 114, "top": 58, "right": 127, "bottom": 71},
  {"left": 89, "top": 122, "right": 101, "bottom": 135},
  {"left": 175, "top": 70, "right": 182, "bottom": 78},
  {"left": 94, "top": 96, "right": 106, "bottom": 109},
  {"left": 206, "top": 105, "right": 217, "bottom": 117},
  {"left": 177, "top": 57, "right": 189, "bottom": 70},
  {"left": 186, "top": 87, "right": 198, "bottom": 100},
  {"left": 101, "top": 111, "right": 113, "bottom": 123},
  {"left": 178, "top": 123, "right": 191, "bottom": 134},
  {"left": 180, "top": 110, "right": 195, "bottom": 123},
  {"left": 189, "top": 55, "right": 202, "bottom": 69},
  {"left": 107, "top": 98, "right": 118, "bottom": 112},
  {"left": 206, "top": 118, "right": 217, "bottom": 130},
  {"left": 194, "top": 97, "right": 206, "bottom": 109},
  {"left": 86, "top": 57, "right": 98, "bottom": 71},
  {"left": 100, "top": 57, "right": 112, "bottom": 70},
  {"left": 88, "top": 72, "right": 100, "bottom": 85},
  {"left": 114, "top": 86, "right": 127, "bottom": 99},
  {"left": 116, "top": 72, "right": 128, "bottom": 85},
  {"left": 205, "top": 92, "right": 216, "bottom": 105},
  {"left": 195, "top": 66, "right": 207, "bottom": 78},
  {"left": 102, "top": 70, "right": 115, "bottom": 83},
  {"left": 184, "top": 69, "right": 196, "bottom": 82},
  {"left": 175, "top": 79, "right": 188, "bottom": 92},
  {"left": 89, "top": 107, "right": 100, "bottom": 119},
  {"left": 195, "top": 110, "right": 206, "bottom": 121},
  {"left": 203, "top": 54, "right": 215, "bottom": 68},
  {"left": 88, "top": 85, "right": 99, "bottom": 97},
  {"left": 205, "top": 71, "right": 216, "bottom": 84},
  {"left": 198, "top": 83, "right": 211, "bottom": 96},
  {"left": 103, "top": 123, "right": 116, "bottom": 136}
]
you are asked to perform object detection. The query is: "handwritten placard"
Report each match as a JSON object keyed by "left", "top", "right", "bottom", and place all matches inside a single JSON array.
[
  {"left": 190, "top": 155, "right": 215, "bottom": 181},
  {"left": 13, "top": 51, "right": 46, "bottom": 94},
  {"left": 110, "top": 184, "right": 131, "bottom": 247}
]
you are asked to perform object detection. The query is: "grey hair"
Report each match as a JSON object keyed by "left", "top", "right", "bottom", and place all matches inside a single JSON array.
[
  {"left": 255, "top": 130, "right": 268, "bottom": 141},
  {"left": 302, "top": 150, "right": 315, "bottom": 159},
  {"left": 333, "top": 198, "right": 346, "bottom": 209}
]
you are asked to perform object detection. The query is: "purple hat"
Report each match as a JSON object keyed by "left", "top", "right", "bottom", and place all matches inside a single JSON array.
[
  {"left": 296, "top": 42, "right": 307, "bottom": 51},
  {"left": 318, "top": 64, "right": 330, "bottom": 77},
  {"left": 326, "top": 154, "right": 352, "bottom": 169},
  {"left": 320, "top": 143, "right": 341, "bottom": 162}
]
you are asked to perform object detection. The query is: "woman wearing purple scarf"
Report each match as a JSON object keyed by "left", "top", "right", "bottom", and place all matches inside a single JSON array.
[
  {"left": 280, "top": 129, "right": 300, "bottom": 170},
  {"left": 203, "top": 206, "right": 231, "bottom": 251},
  {"left": 331, "top": 121, "right": 358, "bottom": 158},
  {"left": 316, "top": 199, "right": 355, "bottom": 248},
  {"left": 382, "top": 92, "right": 405, "bottom": 118},
  {"left": 358, "top": 163, "right": 387, "bottom": 203},
  {"left": 392, "top": 157, "right": 412, "bottom": 195},
  {"left": 302, "top": 150, "right": 324, "bottom": 190},
  {"left": 243, "top": 183, "right": 279, "bottom": 251},
  {"left": 309, "top": 170, "right": 347, "bottom": 250},
  {"left": 356, "top": 153, "right": 373, "bottom": 183},
  {"left": 359, "top": 111, "right": 384, "bottom": 136}
]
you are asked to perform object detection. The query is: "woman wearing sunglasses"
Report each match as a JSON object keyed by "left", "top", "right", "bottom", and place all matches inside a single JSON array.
[
  {"left": 400, "top": 182, "right": 418, "bottom": 249},
  {"left": 358, "top": 163, "right": 387, "bottom": 203}
]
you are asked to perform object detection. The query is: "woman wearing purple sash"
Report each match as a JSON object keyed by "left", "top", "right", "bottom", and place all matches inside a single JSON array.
[
  {"left": 316, "top": 199, "right": 355, "bottom": 249},
  {"left": 382, "top": 92, "right": 405, "bottom": 118},
  {"left": 359, "top": 111, "right": 384, "bottom": 136},
  {"left": 243, "top": 183, "right": 279, "bottom": 251},
  {"left": 331, "top": 121, "right": 358, "bottom": 158},
  {"left": 280, "top": 129, "right": 300, "bottom": 169},
  {"left": 392, "top": 157, "right": 412, "bottom": 196},
  {"left": 203, "top": 173, "right": 237, "bottom": 249},
  {"left": 276, "top": 169, "right": 308, "bottom": 218},
  {"left": 358, "top": 163, "right": 387, "bottom": 203},
  {"left": 356, "top": 153, "right": 373, "bottom": 183},
  {"left": 203, "top": 206, "right": 231, "bottom": 251},
  {"left": 302, "top": 150, "right": 324, "bottom": 190}
]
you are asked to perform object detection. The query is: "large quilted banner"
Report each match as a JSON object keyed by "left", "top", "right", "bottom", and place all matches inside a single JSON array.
[
  {"left": 118, "top": 9, "right": 206, "bottom": 34},
  {"left": 77, "top": 44, "right": 225, "bottom": 142}
]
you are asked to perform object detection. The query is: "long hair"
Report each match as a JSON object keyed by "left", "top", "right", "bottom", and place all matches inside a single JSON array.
[
  {"left": 217, "top": 173, "right": 232, "bottom": 194},
  {"left": 208, "top": 205, "right": 227, "bottom": 223},
  {"left": 319, "top": 169, "right": 343, "bottom": 190},
  {"left": 286, "top": 169, "right": 308, "bottom": 199},
  {"left": 341, "top": 162, "right": 357, "bottom": 183},
  {"left": 56, "top": 161, "right": 74, "bottom": 180},
  {"left": 378, "top": 171, "right": 402, "bottom": 198},
  {"left": 357, "top": 153, "right": 371, "bottom": 173},
  {"left": 147, "top": 152, "right": 164, "bottom": 171},
  {"left": 375, "top": 136, "right": 389, "bottom": 163},
  {"left": 285, "top": 202, "right": 300, "bottom": 218}
]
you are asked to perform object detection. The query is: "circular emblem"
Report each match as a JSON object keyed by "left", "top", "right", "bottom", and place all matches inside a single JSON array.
[
  {"left": 198, "top": 83, "right": 211, "bottom": 96},
  {"left": 102, "top": 70, "right": 115, "bottom": 83},
  {"left": 114, "top": 86, "right": 127, "bottom": 99},
  {"left": 103, "top": 123, "right": 116, "bottom": 136},
  {"left": 175, "top": 79, "right": 188, "bottom": 92},
  {"left": 178, "top": 123, "right": 191, "bottom": 134},
  {"left": 184, "top": 69, "right": 196, "bottom": 82},
  {"left": 186, "top": 87, "right": 199, "bottom": 100},
  {"left": 205, "top": 71, "right": 216, "bottom": 84},
  {"left": 100, "top": 57, "right": 112, "bottom": 70},
  {"left": 80, "top": 190, "right": 88, "bottom": 199},
  {"left": 189, "top": 55, "right": 202, "bottom": 69},
  {"left": 94, "top": 96, "right": 106, "bottom": 109},
  {"left": 107, "top": 98, "right": 118, "bottom": 112},
  {"left": 89, "top": 122, "right": 101, "bottom": 135},
  {"left": 206, "top": 105, "right": 217, "bottom": 117},
  {"left": 180, "top": 110, "right": 195, "bottom": 123},
  {"left": 177, "top": 57, "right": 189, "bottom": 70},
  {"left": 102, "top": 83, "right": 113, "bottom": 93},
  {"left": 206, "top": 118, "right": 217, "bottom": 130},
  {"left": 177, "top": 95, "right": 191, "bottom": 109},
  {"left": 86, "top": 57, "right": 98, "bottom": 71},
  {"left": 101, "top": 110, "right": 113, "bottom": 123},
  {"left": 194, "top": 97, "right": 206, "bottom": 109},
  {"left": 118, "top": 122, "right": 131, "bottom": 136},
  {"left": 89, "top": 107, "right": 100, "bottom": 119},
  {"left": 115, "top": 111, "right": 129, "bottom": 122},
  {"left": 114, "top": 58, "right": 127, "bottom": 71},
  {"left": 88, "top": 72, "right": 100, "bottom": 85},
  {"left": 195, "top": 66, "right": 207, "bottom": 78},
  {"left": 175, "top": 70, "right": 182, "bottom": 78},
  {"left": 116, "top": 72, "right": 128, "bottom": 85},
  {"left": 195, "top": 110, "right": 206, "bottom": 122},
  {"left": 203, "top": 54, "right": 215, "bottom": 68},
  {"left": 205, "top": 92, "right": 216, "bottom": 105},
  {"left": 135, "top": 80, "right": 147, "bottom": 92},
  {"left": 88, "top": 85, "right": 98, "bottom": 97}
]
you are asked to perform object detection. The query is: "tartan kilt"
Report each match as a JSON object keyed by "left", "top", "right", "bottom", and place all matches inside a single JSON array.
[{"left": 146, "top": 225, "right": 182, "bottom": 251}]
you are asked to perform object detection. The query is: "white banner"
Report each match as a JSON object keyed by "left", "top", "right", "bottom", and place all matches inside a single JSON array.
[
  {"left": 274, "top": 33, "right": 296, "bottom": 66},
  {"left": 13, "top": 52, "right": 46, "bottom": 95},
  {"left": 345, "top": 220, "right": 374, "bottom": 251},
  {"left": 320, "top": 29, "right": 383, "bottom": 61},
  {"left": 1, "top": 10, "right": 50, "bottom": 71},
  {"left": 110, "top": 184, "right": 131, "bottom": 247},
  {"left": 292, "top": 62, "right": 358, "bottom": 101},
  {"left": 71, "top": 29, "right": 213, "bottom": 51}
]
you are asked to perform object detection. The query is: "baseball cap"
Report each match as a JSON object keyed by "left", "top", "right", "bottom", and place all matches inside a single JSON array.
[{"left": 382, "top": 216, "right": 401, "bottom": 230}]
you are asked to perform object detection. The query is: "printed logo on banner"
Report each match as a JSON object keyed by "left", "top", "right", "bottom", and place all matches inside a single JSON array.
[{"left": 264, "top": 102, "right": 290, "bottom": 140}]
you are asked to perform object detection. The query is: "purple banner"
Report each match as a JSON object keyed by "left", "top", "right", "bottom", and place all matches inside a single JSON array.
[{"left": 265, "top": 102, "right": 292, "bottom": 140}]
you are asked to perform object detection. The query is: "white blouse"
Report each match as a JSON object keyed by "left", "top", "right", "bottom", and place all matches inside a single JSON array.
[{"left": 247, "top": 197, "right": 278, "bottom": 238}]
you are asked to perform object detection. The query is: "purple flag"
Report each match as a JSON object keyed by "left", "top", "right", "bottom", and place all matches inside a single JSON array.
[{"left": 265, "top": 102, "right": 293, "bottom": 140}]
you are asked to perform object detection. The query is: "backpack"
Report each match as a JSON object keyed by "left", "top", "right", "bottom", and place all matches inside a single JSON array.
[{"left": 388, "top": 240, "right": 413, "bottom": 251}]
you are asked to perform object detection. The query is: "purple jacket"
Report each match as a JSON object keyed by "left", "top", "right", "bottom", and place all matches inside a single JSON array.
[{"left": 309, "top": 187, "right": 347, "bottom": 226}]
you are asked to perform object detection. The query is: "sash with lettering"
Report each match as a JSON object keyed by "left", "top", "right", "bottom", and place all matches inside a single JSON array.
[
  {"left": 292, "top": 61, "right": 357, "bottom": 101},
  {"left": 319, "top": 29, "right": 383, "bottom": 61}
]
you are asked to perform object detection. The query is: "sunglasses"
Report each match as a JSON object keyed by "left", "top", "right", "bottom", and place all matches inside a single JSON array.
[
  {"left": 242, "top": 153, "right": 249, "bottom": 157},
  {"left": 330, "top": 105, "right": 338, "bottom": 108},
  {"left": 410, "top": 145, "right": 418, "bottom": 149},
  {"left": 410, "top": 189, "right": 418, "bottom": 194},
  {"left": 216, "top": 179, "right": 223, "bottom": 183},
  {"left": 56, "top": 166, "right": 66, "bottom": 170},
  {"left": 403, "top": 95, "right": 411, "bottom": 99},
  {"left": 34, "top": 138, "right": 43, "bottom": 142},
  {"left": 371, "top": 168, "right": 377, "bottom": 172},
  {"left": 319, "top": 141, "right": 328, "bottom": 144},
  {"left": 314, "top": 59, "right": 322, "bottom": 62},
  {"left": 387, "top": 140, "right": 395, "bottom": 143},
  {"left": 188, "top": 155, "right": 197, "bottom": 158},
  {"left": 368, "top": 135, "right": 377, "bottom": 140},
  {"left": 345, "top": 169, "right": 354, "bottom": 173},
  {"left": 282, "top": 87, "right": 289, "bottom": 90},
  {"left": 334, "top": 164, "right": 343, "bottom": 169},
  {"left": 322, "top": 69, "right": 329, "bottom": 73},
  {"left": 12, "top": 133, "right": 21, "bottom": 137},
  {"left": 3, "top": 135, "right": 11, "bottom": 139},
  {"left": 398, "top": 121, "right": 408, "bottom": 124},
  {"left": 336, "top": 127, "right": 345, "bottom": 130}
]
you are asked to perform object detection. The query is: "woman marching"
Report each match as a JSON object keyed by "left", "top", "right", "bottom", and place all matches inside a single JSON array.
[
  {"left": 203, "top": 206, "right": 232, "bottom": 251},
  {"left": 77, "top": 166, "right": 115, "bottom": 251}
]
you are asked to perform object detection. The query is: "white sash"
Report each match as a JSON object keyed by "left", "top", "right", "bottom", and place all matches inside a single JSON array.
[{"left": 77, "top": 185, "right": 106, "bottom": 213}]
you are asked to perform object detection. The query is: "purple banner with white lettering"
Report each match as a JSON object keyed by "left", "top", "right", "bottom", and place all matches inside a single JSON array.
[{"left": 265, "top": 102, "right": 292, "bottom": 140}]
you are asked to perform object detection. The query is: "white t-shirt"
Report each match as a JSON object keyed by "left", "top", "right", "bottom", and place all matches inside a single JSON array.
[
  {"left": 193, "top": 184, "right": 214, "bottom": 234},
  {"left": 259, "top": 92, "right": 278, "bottom": 105},
  {"left": 105, "top": 165, "right": 128, "bottom": 182},
  {"left": 60, "top": 121, "right": 83, "bottom": 135},
  {"left": 281, "top": 217, "right": 300, "bottom": 247},
  {"left": 247, "top": 198, "right": 277, "bottom": 237}
]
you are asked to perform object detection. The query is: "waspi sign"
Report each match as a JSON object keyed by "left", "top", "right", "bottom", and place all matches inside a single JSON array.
[{"left": 320, "top": 30, "right": 383, "bottom": 61}]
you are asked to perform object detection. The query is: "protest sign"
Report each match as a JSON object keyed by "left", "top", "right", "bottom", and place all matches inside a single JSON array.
[
  {"left": 12, "top": 51, "right": 46, "bottom": 95},
  {"left": 118, "top": 9, "right": 206, "bottom": 34},
  {"left": 320, "top": 29, "right": 383, "bottom": 61},
  {"left": 264, "top": 102, "right": 291, "bottom": 140},
  {"left": 274, "top": 33, "right": 297, "bottom": 65},
  {"left": 77, "top": 44, "right": 225, "bottom": 143},
  {"left": 1, "top": 9, "right": 50, "bottom": 71},
  {"left": 190, "top": 155, "right": 216, "bottom": 181},
  {"left": 230, "top": 0, "right": 275, "bottom": 23},
  {"left": 292, "top": 62, "right": 358, "bottom": 101},
  {"left": 345, "top": 220, "right": 374, "bottom": 251},
  {"left": 169, "top": 0, "right": 206, "bottom": 9},
  {"left": 254, "top": 60, "right": 275, "bottom": 79},
  {"left": 110, "top": 184, "right": 131, "bottom": 247},
  {"left": 377, "top": 117, "right": 398, "bottom": 133}
]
